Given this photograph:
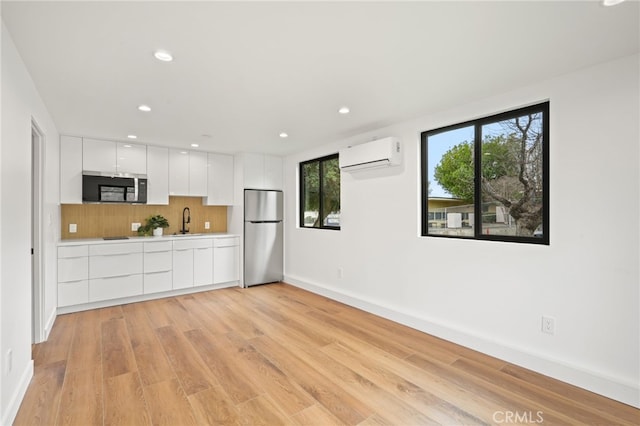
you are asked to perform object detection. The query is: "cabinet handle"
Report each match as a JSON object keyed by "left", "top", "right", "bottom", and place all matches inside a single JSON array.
[
  {"left": 94, "top": 273, "right": 138, "bottom": 280},
  {"left": 94, "top": 253, "right": 140, "bottom": 257},
  {"left": 60, "top": 279, "right": 87, "bottom": 284}
]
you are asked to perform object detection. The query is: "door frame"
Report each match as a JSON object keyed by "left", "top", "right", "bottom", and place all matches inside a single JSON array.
[{"left": 31, "top": 120, "right": 45, "bottom": 343}]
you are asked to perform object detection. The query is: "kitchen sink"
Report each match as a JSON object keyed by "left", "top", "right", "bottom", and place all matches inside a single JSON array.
[{"left": 171, "top": 233, "right": 204, "bottom": 237}]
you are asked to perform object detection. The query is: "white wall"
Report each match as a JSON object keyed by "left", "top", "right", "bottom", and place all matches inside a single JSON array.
[
  {"left": 284, "top": 54, "right": 640, "bottom": 408},
  {"left": 1, "top": 23, "right": 60, "bottom": 425}
]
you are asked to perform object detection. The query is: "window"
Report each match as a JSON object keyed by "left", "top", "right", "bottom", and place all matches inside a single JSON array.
[
  {"left": 421, "top": 102, "right": 549, "bottom": 244},
  {"left": 300, "top": 154, "right": 340, "bottom": 230}
]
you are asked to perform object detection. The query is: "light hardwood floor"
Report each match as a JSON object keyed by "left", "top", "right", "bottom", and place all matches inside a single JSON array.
[{"left": 14, "top": 283, "right": 639, "bottom": 425}]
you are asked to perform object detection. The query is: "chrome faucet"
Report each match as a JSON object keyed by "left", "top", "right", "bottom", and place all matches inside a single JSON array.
[{"left": 181, "top": 207, "right": 191, "bottom": 234}]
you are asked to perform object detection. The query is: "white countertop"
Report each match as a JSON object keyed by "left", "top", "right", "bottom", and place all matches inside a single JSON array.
[{"left": 58, "top": 233, "right": 239, "bottom": 246}]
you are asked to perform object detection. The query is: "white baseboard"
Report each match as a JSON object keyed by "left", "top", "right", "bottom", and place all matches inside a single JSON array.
[
  {"left": 284, "top": 274, "right": 640, "bottom": 409},
  {"left": 2, "top": 360, "right": 34, "bottom": 426},
  {"left": 44, "top": 308, "right": 56, "bottom": 341}
]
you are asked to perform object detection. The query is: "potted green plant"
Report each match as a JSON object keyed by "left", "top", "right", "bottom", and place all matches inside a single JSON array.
[{"left": 138, "top": 214, "right": 169, "bottom": 237}]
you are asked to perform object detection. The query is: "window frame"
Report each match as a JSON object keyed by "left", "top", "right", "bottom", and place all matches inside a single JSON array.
[
  {"left": 299, "top": 153, "right": 341, "bottom": 231},
  {"left": 421, "top": 102, "right": 549, "bottom": 245}
]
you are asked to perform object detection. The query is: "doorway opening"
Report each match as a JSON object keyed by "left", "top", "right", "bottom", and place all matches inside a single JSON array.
[{"left": 31, "top": 121, "right": 45, "bottom": 343}]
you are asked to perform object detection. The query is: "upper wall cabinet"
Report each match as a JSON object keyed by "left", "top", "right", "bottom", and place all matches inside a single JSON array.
[
  {"left": 243, "top": 153, "right": 283, "bottom": 190},
  {"left": 169, "top": 149, "right": 207, "bottom": 196},
  {"left": 146, "top": 146, "right": 169, "bottom": 205},
  {"left": 60, "top": 135, "right": 83, "bottom": 204},
  {"left": 117, "top": 143, "right": 147, "bottom": 175},
  {"left": 83, "top": 138, "right": 147, "bottom": 175},
  {"left": 206, "top": 153, "right": 234, "bottom": 205}
]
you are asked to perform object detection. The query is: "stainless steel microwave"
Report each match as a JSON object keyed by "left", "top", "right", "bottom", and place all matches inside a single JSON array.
[{"left": 82, "top": 172, "right": 147, "bottom": 204}]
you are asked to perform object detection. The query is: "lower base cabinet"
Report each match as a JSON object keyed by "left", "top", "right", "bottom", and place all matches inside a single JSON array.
[
  {"left": 90, "top": 274, "right": 143, "bottom": 302},
  {"left": 58, "top": 235, "right": 239, "bottom": 310}
]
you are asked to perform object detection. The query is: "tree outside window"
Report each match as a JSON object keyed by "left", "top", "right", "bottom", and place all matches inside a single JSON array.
[
  {"left": 421, "top": 102, "right": 549, "bottom": 244},
  {"left": 300, "top": 154, "right": 340, "bottom": 230}
]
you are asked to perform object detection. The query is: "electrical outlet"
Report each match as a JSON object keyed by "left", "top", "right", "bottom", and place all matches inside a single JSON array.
[
  {"left": 542, "top": 316, "right": 555, "bottom": 335},
  {"left": 6, "top": 349, "right": 12, "bottom": 374},
  {"left": 69, "top": 223, "right": 77, "bottom": 233},
  {"left": 338, "top": 267, "right": 343, "bottom": 279},
  {"left": 205, "top": 221, "right": 210, "bottom": 230},
  {"left": 131, "top": 222, "right": 141, "bottom": 231}
]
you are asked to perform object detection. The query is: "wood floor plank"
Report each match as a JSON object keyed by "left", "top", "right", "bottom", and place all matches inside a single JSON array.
[
  {"left": 33, "top": 313, "right": 76, "bottom": 367},
  {"left": 289, "top": 403, "right": 345, "bottom": 426},
  {"left": 224, "top": 331, "right": 315, "bottom": 416},
  {"left": 154, "top": 325, "right": 217, "bottom": 395},
  {"left": 13, "top": 360, "right": 66, "bottom": 426},
  {"left": 452, "top": 357, "right": 635, "bottom": 426},
  {"left": 122, "top": 302, "right": 176, "bottom": 386},
  {"left": 143, "top": 378, "right": 199, "bottom": 426},
  {"left": 235, "top": 395, "right": 290, "bottom": 426},
  {"left": 13, "top": 283, "right": 640, "bottom": 425},
  {"left": 55, "top": 366, "right": 103, "bottom": 426},
  {"left": 250, "top": 334, "right": 373, "bottom": 425},
  {"left": 103, "top": 371, "right": 151, "bottom": 426},
  {"left": 66, "top": 308, "right": 102, "bottom": 372},
  {"left": 184, "top": 328, "right": 263, "bottom": 404},
  {"left": 321, "top": 341, "right": 488, "bottom": 425},
  {"left": 102, "top": 318, "right": 137, "bottom": 378},
  {"left": 188, "top": 386, "right": 242, "bottom": 426}
]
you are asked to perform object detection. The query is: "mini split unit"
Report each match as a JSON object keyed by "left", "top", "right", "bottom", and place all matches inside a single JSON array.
[{"left": 339, "top": 137, "right": 401, "bottom": 172}]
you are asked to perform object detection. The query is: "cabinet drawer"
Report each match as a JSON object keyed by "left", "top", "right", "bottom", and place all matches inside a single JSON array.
[
  {"left": 89, "top": 242, "right": 143, "bottom": 256},
  {"left": 58, "top": 257, "right": 89, "bottom": 282},
  {"left": 90, "top": 274, "right": 143, "bottom": 302},
  {"left": 144, "top": 271, "right": 172, "bottom": 294},
  {"left": 144, "top": 251, "right": 172, "bottom": 273},
  {"left": 58, "top": 280, "right": 89, "bottom": 307},
  {"left": 173, "top": 238, "right": 212, "bottom": 250},
  {"left": 213, "top": 236, "right": 239, "bottom": 248},
  {"left": 90, "top": 252, "right": 143, "bottom": 279},
  {"left": 144, "top": 241, "right": 173, "bottom": 252},
  {"left": 58, "top": 245, "right": 88, "bottom": 258}
]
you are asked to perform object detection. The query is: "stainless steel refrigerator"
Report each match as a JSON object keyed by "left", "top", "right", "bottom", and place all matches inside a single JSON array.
[{"left": 244, "top": 189, "right": 283, "bottom": 287}]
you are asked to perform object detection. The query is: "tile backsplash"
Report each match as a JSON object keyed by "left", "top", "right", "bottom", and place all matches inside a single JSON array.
[{"left": 61, "top": 196, "right": 227, "bottom": 239}]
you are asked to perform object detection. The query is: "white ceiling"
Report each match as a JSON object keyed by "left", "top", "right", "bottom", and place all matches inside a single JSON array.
[{"left": 2, "top": 1, "right": 639, "bottom": 155}]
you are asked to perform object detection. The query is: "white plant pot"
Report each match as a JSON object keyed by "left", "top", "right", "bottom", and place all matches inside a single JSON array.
[{"left": 153, "top": 227, "right": 163, "bottom": 237}]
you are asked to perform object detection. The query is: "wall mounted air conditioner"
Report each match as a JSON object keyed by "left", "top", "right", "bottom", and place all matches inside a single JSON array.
[{"left": 338, "top": 137, "right": 401, "bottom": 172}]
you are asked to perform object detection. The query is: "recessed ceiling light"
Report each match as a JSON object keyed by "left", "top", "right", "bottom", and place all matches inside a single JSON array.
[
  {"left": 127, "top": 135, "right": 137, "bottom": 139},
  {"left": 180, "top": 151, "right": 188, "bottom": 154},
  {"left": 154, "top": 50, "right": 173, "bottom": 62},
  {"left": 279, "top": 132, "right": 288, "bottom": 138},
  {"left": 138, "top": 104, "right": 151, "bottom": 112},
  {"left": 338, "top": 106, "right": 350, "bottom": 114},
  {"left": 123, "top": 144, "right": 132, "bottom": 148},
  {"left": 603, "top": 0, "right": 625, "bottom": 5},
  {"left": 191, "top": 143, "right": 199, "bottom": 148}
]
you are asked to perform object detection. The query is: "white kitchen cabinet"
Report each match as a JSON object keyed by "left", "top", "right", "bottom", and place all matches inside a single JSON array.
[
  {"left": 242, "top": 153, "right": 283, "bottom": 190},
  {"left": 206, "top": 153, "right": 234, "bottom": 205},
  {"left": 146, "top": 146, "right": 169, "bottom": 205},
  {"left": 83, "top": 138, "right": 117, "bottom": 174},
  {"left": 172, "top": 247, "right": 194, "bottom": 289},
  {"left": 169, "top": 149, "right": 190, "bottom": 195},
  {"left": 193, "top": 240, "right": 214, "bottom": 286},
  {"left": 57, "top": 245, "right": 89, "bottom": 307},
  {"left": 90, "top": 274, "right": 143, "bottom": 302},
  {"left": 88, "top": 243, "right": 143, "bottom": 302},
  {"left": 263, "top": 155, "right": 283, "bottom": 190},
  {"left": 60, "top": 135, "right": 83, "bottom": 204},
  {"left": 57, "top": 234, "right": 239, "bottom": 311},
  {"left": 189, "top": 151, "right": 208, "bottom": 196},
  {"left": 213, "top": 237, "right": 240, "bottom": 284},
  {"left": 144, "top": 241, "right": 172, "bottom": 294},
  {"left": 169, "top": 149, "right": 208, "bottom": 196},
  {"left": 116, "top": 142, "right": 147, "bottom": 175}
]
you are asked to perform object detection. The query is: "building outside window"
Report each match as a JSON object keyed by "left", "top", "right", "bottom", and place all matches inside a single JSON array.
[{"left": 421, "top": 102, "right": 549, "bottom": 244}]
